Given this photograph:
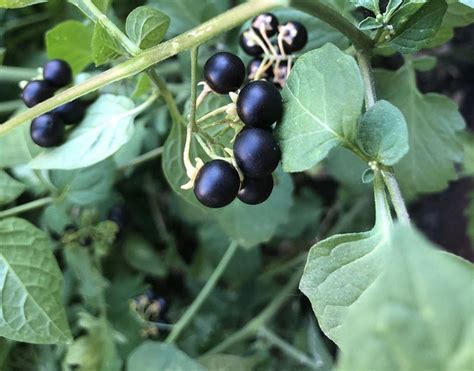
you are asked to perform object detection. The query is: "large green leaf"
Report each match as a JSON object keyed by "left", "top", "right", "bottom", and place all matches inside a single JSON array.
[
  {"left": 0, "top": 170, "right": 25, "bottom": 205},
  {"left": 299, "top": 176, "right": 392, "bottom": 346},
  {"left": 374, "top": 65, "right": 465, "bottom": 198},
  {"left": 389, "top": 0, "right": 448, "bottom": 53},
  {"left": 46, "top": 20, "right": 93, "bottom": 74},
  {"left": 30, "top": 95, "right": 136, "bottom": 170},
  {"left": 0, "top": 218, "right": 72, "bottom": 344},
  {"left": 0, "top": 120, "right": 40, "bottom": 168},
  {"left": 0, "top": 0, "right": 45, "bottom": 8},
  {"left": 275, "top": 44, "right": 364, "bottom": 172},
  {"left": 337, "top": 225, "right": 474, "bottom": 370},
  {"left": 92, "top": 22, "right": 126, "bottom": 66},
  {"left": 127, "top": 341, "right": 206, "bottom": 371},
  {"left": 356, "top": 99, "right": 408, "bottom": 166},
  {"left": 126, "top": 6, "right": 170, "bottom": 49}
]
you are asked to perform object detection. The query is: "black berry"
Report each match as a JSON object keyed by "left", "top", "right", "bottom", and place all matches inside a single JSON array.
[
  {"left": 239, "top": 31, "right": 263, "bottom": 56},
  {"left": 238, "top": 175, "right": 274, "bottom": 205},
  {"left": 236, "top": 80, "right": 283, "bottom": 128},
  {"left": 108, "top": 205, "right": 130, "bottom": 230},
  {"left": 203, "top": 52, "right": 246, "bottom": 94},
  {"left": 279, "top": 21, "right": 308, "bottom": 53},
  {"left": 54, "top": 100, "right": 86, "bottom": 125},
  {"left": 247, "top": 58, "right": 273, "bottom": 81},
  {"left": 21, "top": 80, "right": 55, "bottom": 108},
  {"left": 43, "top": 59, "right": 72, "bottom": 88},
  {"left": 234, "top": 128, "right": 281, "bottom": 178},
  {"left": 30, "top": 113, "right": 65, "bottom": 147},
  {"left": 194, "top": 160, "right": 240, "bottom": 208},
  {"left": 252, "top": 13, "right": 279, "bottom": 37}
]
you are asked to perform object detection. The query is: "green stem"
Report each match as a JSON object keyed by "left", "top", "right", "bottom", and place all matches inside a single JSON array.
[
  {"left": 373, "top": 170, "right": 393, "bottom": 234},
  {"left": 0, "top": 100, "right": 23, "bottom": 114},
  {"left": 0, "top": 0, "right": 286, "bottom": 137},
  {"left": 357, "top": 51, "right": 377, "bottom": 109},
  {"left": 197, "top": 104, "right": 231, "bottom": 124},
  {"left": 0, "top": 66, "right": 37, "bottom": 82},
  {"left": 205, "top": 269, "right": 301, "bottom": 355},
  {"left": 0, "top": 197, "right": 53, "bottom": 219},
  {"left": 290, "top": 0, "right": 373, "bottom": 51},
  {"left": 381, "top": 170, "right": 410, "bottom": 225},
  {"left": 258, "top": 327, "right": 320, "bottom": 369},
  {"left": 166, "top": 241, "right": 239, "bottom": 343},
  {"left": 118, "top": 146, "right": 164, "bottom": 171}
]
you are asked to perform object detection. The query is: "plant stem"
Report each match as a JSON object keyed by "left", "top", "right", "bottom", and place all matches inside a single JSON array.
[
  {"left": 118, "top": 146, "right": 164, "bottom": 171},
  {"left": 0, "top": 0, "right": 286, "bottom": 137},
  {"left": 357, "top": 51, "right": 377, "bottom": 110},
  {"left": 166, "top": 241, "right": 239, "bottom": 343},
  {"left": 205, "top": 269, "right": 301, "bottom": 355},
  {"left": 0, "top": 197, "right": 53, "bottom": 219},
  {"left": 381, "top": 170, "right": 410, "bottom": 225},
  {"left": 258, "top": 327, "right": 320, "bottom": 369},
  {"left": 290, "top": 0, "right": 373, "bottom": 51},
  {"left": 0, "top": 66, "right": 37, "bottom": 82}
]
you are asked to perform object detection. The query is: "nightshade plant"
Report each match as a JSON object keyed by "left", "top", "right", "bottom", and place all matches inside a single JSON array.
[{"left": 0, "top": 0, "right": 472, "bottom": 370}]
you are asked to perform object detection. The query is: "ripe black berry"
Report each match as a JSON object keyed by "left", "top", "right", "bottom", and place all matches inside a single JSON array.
[
  {"left": 194, "top": 160, "right": 240, "bottom": 208},
  {"left": 236, "top": 80, "right": 283, "bottom": 128},
  {"left": 252, "top": 13, "right": 279, "bottom": 37},
  {"left": 108, "top": 205, "right": 129, "bottom": 230},
  {"left": 43, "top": 59, "right": 72, "bottom": 88},
  {"left": 239, "top": 31, "right": 263, "bottom": 56},
  {"left": 238, "top": 175, "right": 274, "bottom": 205},
  {"left": 234, "top": 128, "right": 281, "bottom": 178},
  {"left": 30, "top": 112, "right": 65, "bottom": 147},
  {"left": 21, "top": 80, "right": 55, "bottom": 108},
  {"left": 54, "top": 100, "right": 86, "bottom": 125},
  {"left": 248, "top": 58, "right": 273, "bottom": 81},
  {"left": 203, "top": 52, "right": 246, "bottom": 94},
  {"left": 279, "top": 21, "right": 308, "bottom": 53}
]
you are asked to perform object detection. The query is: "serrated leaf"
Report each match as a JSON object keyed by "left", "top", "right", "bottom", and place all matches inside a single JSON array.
[
  {"left": 92, "top": 22, "right": 125, "bottom": 66},
  {"left": 0, "top": 218, "right": 72, "bottom": 344},
  {"left": 374, "top": 66, "right": 465, "bottom": 198},
  {"left": 299, "top": 176, "right": 392, "bottom": 346},
  {"left": 0, "top": 170, "right": 25, "bottom": 205},
  {"left": 30, "top": 95, "right": 136, "bottom": 170},
  {"left": 123, "top": 234, "right": 166, "bottom": 277},
  {"left": 275, "top": 44, "right": 364, "bottom": 172},
  {"left": 0, "top": 0, "right": 45, "bottom": 8},
  {"left": 356, "top": 99, "right": 408, "bottom": 165},
  {"left": 390, "top": 0, "right": 448, "bottom": 54},
  {"left": 337, "top": 225, "right": 474, "bottom": 370},
  {"left": 127, "top": 341, "right": 206, "bottom": 371},
  {"left": 50, "top": 159, "right": 115, "bottom": 205},
  {"left": 46, "top": 20, "right": 93, "bottom": 74},
  {"left": 126, "top": 6, "right": 170, "bottom": 49}
]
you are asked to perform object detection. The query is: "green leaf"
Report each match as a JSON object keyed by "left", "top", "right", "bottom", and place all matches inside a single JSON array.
[
  {"left": 350, "top": 0, "right": 379, "bottom": 13},
  {"left": 374, "top": 65, "right": 465, "bottom": 198},
  {"left": 337, "top": 225, "right": 474, "bottom": 370},
  {"left": 64, "top": 312, "right": 121, "bottom": 371},
  {"left": 358, "top": 17, "right": 383, "bottom": 30},
  {"left": 127, "top": 341, "right": 206, "bottom": 371},
  {"left": 92, "top": 22, "right": 126, "bottom": 66},
  {"left": 0, "top": 170, "right": 25, "bottom": 205},
  {"left": 30, "top": 95, "right": 136, "bottom": 170},
  {"left": 356, "top": 99, "right": 408, "bottom": 166},
  {"left": 0, "top": 218, "right": 72, "bottom": 344},
  {"left": 412, "top": 55, "right": 437, "bottom": 71},
  {"left": 389, "top": 0, "right": 448, "bottom": 54},
  {"left": 444, "top": 1, "right": 474, "bottom": 27},
  {"left": 123, "top": 234, "right": 166, "bottom": 277},
  {"left": 299, "top": 177, "right": 392, "bottom": 346},
  {"left": 64, "top": 245, "right": 108, "bottom": 310},
  {"left": 46, "top": 20, "right": 93, "bottom": 74},
  {"left": 50, "top": 159, "right": 115, "bottom": 205},
  {"left": 126, "top": 6, "right": 170, "bottom": 49},
  {"left": 275, "top": 44, "right": 364, "bottom": 172},
  {"left": 200, "top": 354, "right": 255, "bottom": 371},
  {"left": 0, "top": 0, "right": 45, "bottom": 8},
  {"left": 0, "top": 120, "right": 41, "bottom": 168},
  {"left": 466, "top": 191, "right": 474, "bottom": 248}
]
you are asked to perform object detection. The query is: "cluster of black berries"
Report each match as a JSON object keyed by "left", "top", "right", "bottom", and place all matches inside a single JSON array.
[
  {"left": 193, "top": 52, "right": 283, "bottom": 209},
  {"left": 240, "top": 13, "right": 308, "bottom": 87},
  {"left": 21, "top": 59, "right": 86, "bottom": 148},
  {"left": 131, "top": 289, "right": 169, "bottom": 337}
]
